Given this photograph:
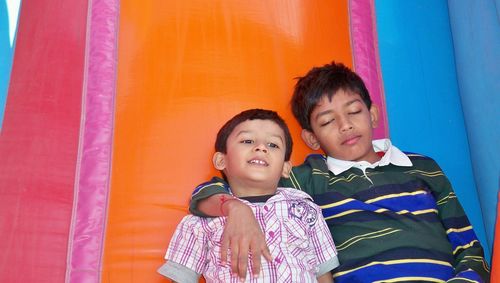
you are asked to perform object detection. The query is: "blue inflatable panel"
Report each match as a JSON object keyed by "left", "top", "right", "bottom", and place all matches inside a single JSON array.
[
  {"left": 375, "top": 0, "right": 490, "bottom": 260},
  {"left": 448, "top": 0, "right": 500, "bottom": 251}
]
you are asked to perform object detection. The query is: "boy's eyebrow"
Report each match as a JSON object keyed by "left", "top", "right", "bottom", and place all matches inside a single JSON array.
[
  {"left": 235, "top": 130, "right": 284, "bottom": 143},
  {"left": 314, "top": 98, "right": 363, "bottom": 120},
  {"left": 314, "top": 109, "right": 333, "bottom": 120},
  {"left": 345, "top": 98, "right": 363, "bottom": 107},
  {"left": 269, "top": 133, "right": 285, "bottom": 143},
  {"left": 234, "top": 130, "right": 252, "bottom": 138}
]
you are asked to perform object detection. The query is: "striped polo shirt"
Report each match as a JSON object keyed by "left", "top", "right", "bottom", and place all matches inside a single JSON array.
[{"left": 284, "top": 139, "right": 489, "bottom": 282}]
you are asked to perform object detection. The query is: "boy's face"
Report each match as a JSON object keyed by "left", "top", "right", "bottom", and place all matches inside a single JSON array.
[
  {"left": 302, "top": 89, "right": 380, "bottom": 163},
  {"left": 213, "top": 119, "right": 291, "bottom": 193}
]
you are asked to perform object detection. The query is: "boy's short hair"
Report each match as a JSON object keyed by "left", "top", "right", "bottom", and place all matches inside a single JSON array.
[
  {"left": 291, "top": 61, "right": 372, "bottom": 131},
  {"left": 215, "top": 109, "right": 293, "bottom": 161}
]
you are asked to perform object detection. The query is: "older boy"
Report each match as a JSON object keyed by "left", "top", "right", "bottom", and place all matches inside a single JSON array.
[
  {"left": 158, "top": 109, "right": 339, "bottom": 282},
  {"left": 189, "top": 63, "right": 490, "bottom": 282}
]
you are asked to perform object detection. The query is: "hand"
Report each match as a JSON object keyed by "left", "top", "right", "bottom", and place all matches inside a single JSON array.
[{"left": 221, "top": 200, "right": 273, "bottom": 280}]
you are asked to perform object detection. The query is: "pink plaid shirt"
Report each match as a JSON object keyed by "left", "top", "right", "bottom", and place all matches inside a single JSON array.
[{"left": 160, "top": 187, "right": 338, "bottom": 282}]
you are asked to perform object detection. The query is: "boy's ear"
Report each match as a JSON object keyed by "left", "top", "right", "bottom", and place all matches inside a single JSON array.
[
  {"left": 301, "top": 129, "right": 321, "bottom": 150},
  {"left": 281, "top": 161, "right": 292, "bottom": 178},
  {"left": 212, "top": 152, "right": 226, "bottom": 170},
  {"left": 370, "top": 104, "right": 379, "bottom": 128}
]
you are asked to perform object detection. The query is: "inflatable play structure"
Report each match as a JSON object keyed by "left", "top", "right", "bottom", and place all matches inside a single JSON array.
[{"left": 1, "top": 0, "right": 498, "bottom": 282}]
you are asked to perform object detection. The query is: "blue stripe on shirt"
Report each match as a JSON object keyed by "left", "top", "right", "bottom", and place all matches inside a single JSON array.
[{"left": 334, "top": 260, "right": 455, "bottom": 283}]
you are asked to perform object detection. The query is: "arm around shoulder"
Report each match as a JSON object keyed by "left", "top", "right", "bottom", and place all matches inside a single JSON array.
[{"left": 189, "top": 177, "right": 232, "bottom": 217}]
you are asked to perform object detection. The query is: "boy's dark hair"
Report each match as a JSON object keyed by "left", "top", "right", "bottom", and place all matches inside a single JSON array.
[
  {"left": 215, "top": 109, "right": 293, "bottom": 161},
  {"left": 291, "top": 61, "right": 372, "bottom": 131}
]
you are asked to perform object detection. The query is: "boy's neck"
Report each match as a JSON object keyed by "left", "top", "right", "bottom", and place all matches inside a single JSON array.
[
  {"left": 239, "top": 194, "right": 275, "bottom": 203},
  {"left": 227, "top": 181, "right": 278, "bottom": 198}
]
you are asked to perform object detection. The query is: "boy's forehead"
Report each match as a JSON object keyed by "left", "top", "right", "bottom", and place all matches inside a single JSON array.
[
  {"left": 313, "top": 89, "right": 362, "bottom": 108},
  {"left": 231, "top": 119, "right": 284, "bottom": 138},
  {"left": 322, "top": 88, "right": 362, "bottom": 102},
  {"left": 309, "top": 90, "right": 366, "bottom": 122}
]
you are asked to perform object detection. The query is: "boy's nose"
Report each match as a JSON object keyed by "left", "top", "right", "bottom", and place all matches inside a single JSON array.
[
  {"left": 341, "top": 124, "right": 353, "bottom": 132},
  {"left": 254, "top": 143, "right": 268, "bottom": 153},
  {"left": 339, "top": 118, "right": 353, "bottom": 132}
]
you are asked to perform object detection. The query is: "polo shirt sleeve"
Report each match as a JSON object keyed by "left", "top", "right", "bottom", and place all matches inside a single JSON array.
[
  {"left": 160, "top": 215, "right": 208, "bottom": 279},
  {"left": 189, "top": 176, "right": 230, "bottom": 217},
  {"left": 157, "top": 261, "right": 200, "bottom": 283},
  {"left": 418, "top": 157, "right": 490, "bottom": 281}
]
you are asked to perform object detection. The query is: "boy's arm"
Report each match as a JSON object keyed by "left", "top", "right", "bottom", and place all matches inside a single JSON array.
[
  {"left": 189, "top": 177, "right": 232, "bottom": 217},
  {"left": 422, "top": 159, "right": 490, "bottom": 282},
  {"left": 158, "top": 216, "right": 204, "bottom": 283},
  {"left": 188, "top": 177, "right": 272, "bottom": 279},
  {"left": 157, "top": 261, "right": 199, "bottom": 283},
  {"left": 317, "top": 272, "right": 333, "bottom": 283}
]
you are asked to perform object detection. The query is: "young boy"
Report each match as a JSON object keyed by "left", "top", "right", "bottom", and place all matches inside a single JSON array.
[
  {"left": 158, "top": 109, "right": 339, "bottom": 282},
  {"left": 189, "top": 62, "right": 490, "bottom": 282}
]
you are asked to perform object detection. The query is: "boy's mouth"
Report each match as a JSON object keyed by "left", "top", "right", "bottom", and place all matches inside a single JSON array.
[
  {"left": 248, "top": 159, "right": 268, "bottom": 166},
  {"left": 342, "top": 135, "right": 361, "bottom": 146}
]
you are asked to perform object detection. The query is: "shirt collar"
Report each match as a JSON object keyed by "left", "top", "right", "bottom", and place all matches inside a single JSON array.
[
  {"left": 238, "top": 187, "right": 313, "bottom": 205},
  {"left": 326, "top": 139, "right": 413, "bottom": 175}
]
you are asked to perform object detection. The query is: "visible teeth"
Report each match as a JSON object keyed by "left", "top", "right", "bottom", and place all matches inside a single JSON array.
[{"left": 249, "top": 159, "right": 267, "bottom": 165}]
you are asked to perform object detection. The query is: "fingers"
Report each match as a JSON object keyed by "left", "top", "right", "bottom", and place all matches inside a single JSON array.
[
  {"left": 223, "top": 238, "right": 272, "bottom": 280},
  {"left": 218, "top": 203, "right": 272, "bottom": 280},
  {"left": 249, "top": 238, "right": 271, "bottom": 276},
  {"left": 235, "top": 239, "right": 249, "bottom": 280},
  {"left": 262, "top": 245, "right": 273, "bottom": 263},
  {"left": 230, "top": 239, "right": 240, "bottom": 275},
  {"left": 220, "top": 232, "right": 229, "bottom": 265},
  {"left": 237, "top": 249, "right": 249, "bottom": 280},
  {"left": 250, "top": 248, "right": 261, "bottom": 276}
]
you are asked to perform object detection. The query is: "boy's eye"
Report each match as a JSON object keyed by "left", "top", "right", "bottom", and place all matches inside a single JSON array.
[
  {"left": 268, "top": 143, "right": 279, "bottom": 149},
  {"left": 241, "top": 140, "right": 253, "bottom": 144},
  {"left": 348, "top": 110, "right": 362, "bottom": 115},
  {"left": 320, "top": 119, "right": 334, "bottom": 127}
]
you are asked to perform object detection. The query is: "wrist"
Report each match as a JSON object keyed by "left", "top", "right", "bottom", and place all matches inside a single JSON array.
[{"left": 220, "top": 195, "right": 240, "bottom": 216}]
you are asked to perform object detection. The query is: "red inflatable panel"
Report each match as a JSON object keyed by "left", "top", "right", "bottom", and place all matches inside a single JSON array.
[{"left": 0, "top": 0, "right": 88, "bottom": 282}]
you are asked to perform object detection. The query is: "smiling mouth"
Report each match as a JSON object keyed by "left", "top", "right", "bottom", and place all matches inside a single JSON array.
[{"left": 248, "top": 159, "right": 268, "bottom": 166}]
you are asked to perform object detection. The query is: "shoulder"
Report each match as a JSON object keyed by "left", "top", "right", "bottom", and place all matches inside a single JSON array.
[
  {"left": 192, "top": 176, "right": 230, "bottom": 196},
  {"left": 403, "top": 151, "right": 442, "bottom": 169},
  {"left": 386, "top": 139, "right": 439, "bottom": 167},
  {"left": 177, "top": 214, "right": 204, "bottom": 228},
  {"left": 397, "top": 152, "right": 450, "bottom": 186},
  {"left": 304, "top": 153, "right": 328, "bottom": 167},
  {"left": 278, "top": 188, "right": 322, "bottom": 213},
  {"left": 283, "top": 195, "right": 322, "bottom": 228},
  {"left": 278, "top": 187, "right": 314, "bottom": 201},
  {"left": 404, "top": 151, "right": 434, "bottom": 161},
  {"left": 284, "top": 154, "right": 330, "bottom": 193},
  {"left": 292, "top": 154, "right": 329, "bottom": 174},
  {"left": 177, "top": 214, "right": 226, "bottom": 238}
]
